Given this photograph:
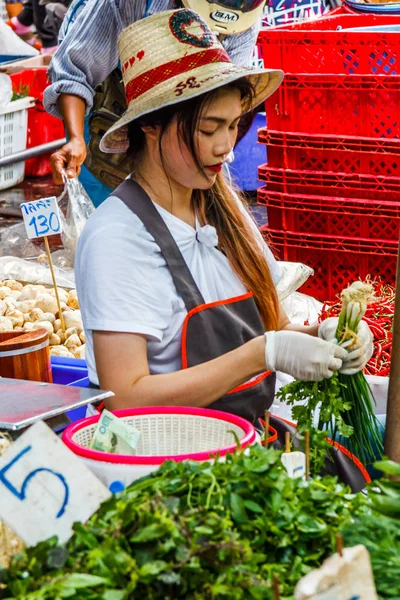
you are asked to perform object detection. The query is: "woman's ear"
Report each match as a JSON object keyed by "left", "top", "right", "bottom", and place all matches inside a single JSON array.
[{"left": 140, "top": 123, "right": 160, "bottom": 141}]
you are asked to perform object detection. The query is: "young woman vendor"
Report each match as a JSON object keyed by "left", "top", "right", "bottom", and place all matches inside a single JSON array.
[{"left": 75, "top": 9, "right": 373, "bottom": 430}]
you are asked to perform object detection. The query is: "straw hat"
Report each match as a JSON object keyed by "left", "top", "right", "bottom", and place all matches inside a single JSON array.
[{"left": 100, "top": 8, "right": 284, "bottom": 153}]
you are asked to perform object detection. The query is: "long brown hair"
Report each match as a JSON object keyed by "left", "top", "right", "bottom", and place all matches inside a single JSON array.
[{"left": 127, "top": 80, "right": 280, "bottom": 331}]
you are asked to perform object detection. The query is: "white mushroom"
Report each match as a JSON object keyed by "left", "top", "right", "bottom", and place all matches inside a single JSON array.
[
  {"left": 65, "top": 327, "right": 79, "bottom": 339},
  {"left": 5, "top": 280, "right": 23, "bottom": 292},
  {"left": 0, "top": 316, "right": 13, "bottom": 332},
  {"left": 63, "top": 311, "right": 83, "bottom": 332},
  {"left": 6, "top": 310, "right": 24, "bottom": 328},
  {"left": 55, "top": 329, "right": 66, "bottom": 343},
  {"left": 34, "top": 294, "right": 58, "bottom": 316},
  {"left": 0, "top": 300, "right": 6, "bottom": 317},
  {"left": 19, "top": 286, "right": 40, "bottom": 302},
  {"left": 17, "top": 300, "right": 36, "bottom": 314},
  {"left": 32, "top": 320, "right": 54, "bottom": 336},
  {"left": 4, "top": 296, "right": 17, "bottom": 311},
  {"left": 49, "top": 333, "right": 61, "bottom": 346},
  {"left": 49, "top": 287, "right": 69, "bottom": 303},
  {"left": 37, "top": 312, "right": 56, "bottom": 325},
  {"left": 0, "top": 286, "right": 12, "bottom": 300},
  {"left": 67, "top": 290, "right": 79, "bottom": 310},
  {"left": 64, "top": 333, "right": 81, "bottom": 349},
  {"left": 54, "top": 319, "right": 61, "bottom": 331},
  {"left": 11, "top": 290, "right": 22, "bottom": 301},
  {"left": 23, "top": 322, "right": 35, "bottom": 331},
  {"left": 28, "top": 308, "right": 44, "bottom": 323},
  {"left": 74, "top": 344, "right": 86, "bottom": 360},
  {"left": 50, "top": 346, "right": 74, "bottom": 358},
  {"left": 79, "top": 331, "right": 85, "bottom": 344}
]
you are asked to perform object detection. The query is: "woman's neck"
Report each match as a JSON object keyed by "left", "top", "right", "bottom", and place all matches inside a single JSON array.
[{"left": 134, "top": 155, "right": 195, "bottom": 228}]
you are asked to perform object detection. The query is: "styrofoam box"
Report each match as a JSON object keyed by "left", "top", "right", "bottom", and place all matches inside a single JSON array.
[{"left": 0, "top": 96, "right": 35, "bottom": 190}]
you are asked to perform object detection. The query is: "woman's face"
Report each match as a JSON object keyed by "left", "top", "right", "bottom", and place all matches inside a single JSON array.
[{"left": 161, "top": 87, "right": 243, "bottom": 190}]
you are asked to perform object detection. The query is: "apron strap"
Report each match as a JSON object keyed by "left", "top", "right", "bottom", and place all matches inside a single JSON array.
[{"left": 112, "top": 178, "right": 205, "bottom": 311}]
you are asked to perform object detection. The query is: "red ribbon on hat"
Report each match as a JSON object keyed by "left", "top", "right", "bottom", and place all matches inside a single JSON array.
[{"left": 125, "top": 47, "right": 231, "bottom": 105}]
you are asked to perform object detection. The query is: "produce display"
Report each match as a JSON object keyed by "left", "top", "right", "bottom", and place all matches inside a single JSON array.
[
  {"left": 277, "top": 281, "right": 383, "bottom": 464},
  {"left": 0, "top": 280, "right": 84, "bottom": 360},
  {"left": 1, "top": 444, "right": 400, "bottom": 600},
  {"left": 320, "top": 281, "right": 394, "bottom": 378}
]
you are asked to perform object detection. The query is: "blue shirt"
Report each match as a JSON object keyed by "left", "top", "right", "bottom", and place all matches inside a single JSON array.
[{"left": 44, "top": 0, "right": 261, "bottom": 118}]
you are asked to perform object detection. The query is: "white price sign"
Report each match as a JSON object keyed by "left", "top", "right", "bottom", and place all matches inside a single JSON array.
[
  {"left": 0, "top": 421, "right": 111, "bottom": 546},
  {"left": 20, "top": 196, "right": 62, "bottom": 240}
]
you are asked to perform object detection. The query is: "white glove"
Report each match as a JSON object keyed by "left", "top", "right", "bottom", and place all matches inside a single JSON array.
[
  {"left": 318, "top": 317, "right": 374, "bottom": 376},
  {"left": 264, "top": 330, "right": 347, "bottom": 382}
]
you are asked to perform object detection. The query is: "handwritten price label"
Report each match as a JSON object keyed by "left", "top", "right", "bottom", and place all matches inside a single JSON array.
[
  {"left": 20, "top": 197, "right": 62, "bottom": 240},
  {"left": 0, "top": 421, "right": 111, "bottom": 546}
]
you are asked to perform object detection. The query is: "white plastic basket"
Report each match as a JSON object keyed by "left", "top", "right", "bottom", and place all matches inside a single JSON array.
[
  {"left": 63, "top": 407, "right": 256, "bottom": 490},
  {"left": 0, "top": 96, "right": 34, "bottom": 191}
]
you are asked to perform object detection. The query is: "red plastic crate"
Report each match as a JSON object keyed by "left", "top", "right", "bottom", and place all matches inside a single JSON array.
[
  {"left": 11, "top": 70, "right": 65, "bottom": 177},
  {"left": 258, "top": 129, "right": 400, "bottom": 176},
  {"left": 257, "top": 14, "right": 400, "bottom": 75},
  {"left": 258, "top": 186, "right": 400, "bottom": 240},
  {"left": 258, "top": 165, "right": 400, "bottom": 201},
  {"left": 266, "top": 74, "right": 400, "bottom": 138},
  {"left": 261, "top": 226, "right": 398, "bottom": 300}
]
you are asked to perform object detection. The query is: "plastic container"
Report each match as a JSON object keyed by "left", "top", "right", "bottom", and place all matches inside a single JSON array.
[
  {"left": 0, "top": 96, "right": 34, "bottom": 190},
  {"left": 257, "top": 13, "right": 400, "bottom": 75},
  {"left": 10, "top": 70, "right": 65, "bottom": 177},
  {"left": 261, "top": 225, "right": 397, "bottom": 300},
  {"left": 266, "top": 74, "right": 400, "bottom": 138},
  {"left": 259, "top": 186, "right": 400, "bottom": 240},
  {"left": 258, "top": 128, "right": 400, "bottom": 176},
  {"left": 258, "top": 164, "right": 400, "bottom": 200},
  {"left": 62, "top": 407, "right": 261, "bottom": 489},
  {"left": 51, "top": 355, "right": 88, "bottom": 385},
  {"left": 230, "top": 112, "right": 267, "bottom": 191}
]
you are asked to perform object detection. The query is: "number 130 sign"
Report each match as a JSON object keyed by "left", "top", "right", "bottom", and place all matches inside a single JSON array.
[
  {"left": 20, "top": 197, "right": 62, "bottom": 239},
  {"left": 0, "top": 422, "right": 110, "bottom": 546}
]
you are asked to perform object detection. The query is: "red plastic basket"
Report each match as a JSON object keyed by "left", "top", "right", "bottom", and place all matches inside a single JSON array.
[
  {"left": 258, "top": 129, "right": 400, "bottom": 176},
  {"left": 257, "top": 14, "right": 400, "bottom": 75},
  {"left": 10, "top": 70, "right": 65, "bottom": 177},
  {"left": 258, "top": 186, "right": 400, "bottom": 240},
  {"left": 258, "top": 165, "right": 400, "bottom": 201},
  {"left": 265, "top": 74, "right": 400, "bottom": 138},
  {"left": 261, "top": 226, "right": 398, "bottom": 300}
]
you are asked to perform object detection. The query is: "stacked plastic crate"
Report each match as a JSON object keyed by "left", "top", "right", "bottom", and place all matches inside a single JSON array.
[{"left": 257, "top": 9, "right": 400, "bottom": 300}]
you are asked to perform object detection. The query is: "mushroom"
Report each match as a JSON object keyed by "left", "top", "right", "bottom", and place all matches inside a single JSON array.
[
  {"left": 32, "top": 320, "right": 54, "bottom": 336},
  {"left": 79, "top": 331, "right": 86, "bottom": 344},
  {"left": 0, "top": 316, "right": 13, "bottom": 332},
  {"left": 49, "top": 333, "right": 61, "bottom": 346},
  {"left": 4, "top": 296, "right": 17, "bottom": 311},
  {"left": 55, "top": 329, "right": 66, "bottom": 344},
  {"left": 23, "top": 322, "right": 35, "bottom": 331},
  {"left": 64, "top": 334, "right": 81, "bottom": 349},
  {"left": 49, "top": 287, "right": 69, "bottom": 303},
  {"left": 0, "top": 286, "right": 12, "bottom": 300},
  {"left": 19, "top": 286, "right": 40, "bottom": 302},
  {"left": 10, "top": 290, "right": 22, "bottom": 301},
  {"left": 4, "top": 280, "right": 23, "bottom": 292},
  {"left": 34, "top": 294, "right": 58, "bottom": 316},
  {"left": 65, "top": 327, "right": 79, "bottom": 339},
  {"left": 37, "top": 312, "right": 56, "bottom": 325},
  {"left": 6, "top": 310, "right": 24, "bottom": 328},
  {"left": 28, "top": 308, "right": 44, "bottom": 322},
  {"left": 54, "top": 319, "right": 61, "bottom": 331},
  {"left": 63, "top": 311, "right": 83, "bottom": 332},
  {"left": 67, "top": 290, "right": 79, "bottom": 310},
  {"left": 50, "top": 346, "right": 74, "bottom": 358},
  {"left": 17, "top": 300, "right": 36, "bottom": 314},
  {"left": 0, "top": 300, "right": 6, "bottom": 317},
  {"left": 74, "top": 344, "right": 86, "bottom": 360}
]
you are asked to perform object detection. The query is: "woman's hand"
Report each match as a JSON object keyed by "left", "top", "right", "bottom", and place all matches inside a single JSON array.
[
  {"left": 264, "top": 330, "right": 347, "bottom": 381},
  {"left": 318, "top": 317, "right": 373, "bottom": 375}
]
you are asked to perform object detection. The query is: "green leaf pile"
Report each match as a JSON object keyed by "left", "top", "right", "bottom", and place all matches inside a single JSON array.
[{"left": 0, "top": 445, "right": 369, "bottom": 600}]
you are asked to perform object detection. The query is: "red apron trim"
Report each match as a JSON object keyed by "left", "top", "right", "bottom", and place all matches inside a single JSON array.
[
  {"left": 181, "top": 291, "right": 254, "bottom": 369},
  {"left": 268, "top": 414, "right": 372, "bottom": 484},
  {"left": 96, "top": 402, "right": 105, "bottom": 413},
  {"left": 125, "top": 47, "right": 230, "bottom": 104},
  {"left": 259, "top": 423, "right": 278, "bottom": 445},
  {"left": 228, "top": 370, "right": 272, "bottom": 395}
]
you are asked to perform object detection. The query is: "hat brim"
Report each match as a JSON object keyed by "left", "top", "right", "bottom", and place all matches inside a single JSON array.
[{"left": 100, "top": 64, "right": 284, "bottom": 154}]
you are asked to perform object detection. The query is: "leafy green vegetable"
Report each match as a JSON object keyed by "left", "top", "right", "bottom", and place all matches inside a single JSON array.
[{"left": 0, "top": 445, "right": 366, "bottom": 600}]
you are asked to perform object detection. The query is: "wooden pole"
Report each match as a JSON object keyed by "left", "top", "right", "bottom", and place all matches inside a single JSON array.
[
  {"left": 304, "top": 430, "right": 310, "bottom": 482},
  {"left": 285, "top": 431, "right": 291, "bottom": 453},
  {"left": 336, "top": 533, "right": 344, "bottom": 558},
  {"left": 43, "top": 236, "right": 66, "bottom": 333},
  {"left": 272, "top": 574, "right": 280, "bottom": 600},
  {"left": 384, "top": 234, "right": 400, "bottom": 462},
  {"left": 264, "top": 410, "right": 270, "bottom": 446}
]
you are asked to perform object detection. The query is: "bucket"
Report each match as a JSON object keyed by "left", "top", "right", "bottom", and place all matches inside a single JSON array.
[{"left": 0, "top": 328, "right": 52, "bottom": 382}]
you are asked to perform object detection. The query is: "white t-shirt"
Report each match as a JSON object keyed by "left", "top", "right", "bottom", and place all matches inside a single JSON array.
[{"left": 75, "top": 195, "right": 281, "bottom": 385}]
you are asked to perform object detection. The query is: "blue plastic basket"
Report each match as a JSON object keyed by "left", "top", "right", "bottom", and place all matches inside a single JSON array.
[{"left": 51, "top": 356, "right": 90, "bottom": 425}]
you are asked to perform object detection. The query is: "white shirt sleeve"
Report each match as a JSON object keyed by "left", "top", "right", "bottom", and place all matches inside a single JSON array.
[{"left": 75, "top": 198, "right": 176, "bottom": 341}]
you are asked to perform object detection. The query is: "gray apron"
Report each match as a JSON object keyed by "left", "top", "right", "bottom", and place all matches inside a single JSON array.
[{"left": 112, "top": 179, "right": 276, "bottom": 425}]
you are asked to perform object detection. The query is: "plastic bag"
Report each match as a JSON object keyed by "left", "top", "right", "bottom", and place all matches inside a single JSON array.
[
  {"left": 0, "top": 20, "right": 39, "bottom": 57},
  {"left": 0, "top": 256, "right": 75, "bottom": 288},
  {"left": 276, "top": 262, "right": 314, "bottom": 301},
  {"left": 0, "top": 73, "right": 12, "bottom": 108},
  {"left": 57, "top": 175, "right": 95, "bottom": 266},
  {"left": 282, "top": 291, "right": 323, "bottom": 326}
]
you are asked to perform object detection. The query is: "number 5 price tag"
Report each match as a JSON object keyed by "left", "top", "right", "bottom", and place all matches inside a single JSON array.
[
  {"left": 0, "top": 421, "right": 111, "bottom": 546},
  {"left": 20, "top": 197, "right": 62, "bottom": 240}
]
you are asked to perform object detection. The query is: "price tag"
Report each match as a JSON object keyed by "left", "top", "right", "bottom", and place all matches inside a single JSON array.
[
  {"left": 20, "top": 197, "right": 62, "bottom": 240},
  {"left": 0, "top": 421, "right": 111, "bottom": 546}
]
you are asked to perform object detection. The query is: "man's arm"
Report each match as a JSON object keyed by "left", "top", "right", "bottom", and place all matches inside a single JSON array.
[
  {"left": 44, "top": 0, "right": 123, "bottom": 182},
  {"left": 221, "top": 21, "right": 261, "bottom": 67}
]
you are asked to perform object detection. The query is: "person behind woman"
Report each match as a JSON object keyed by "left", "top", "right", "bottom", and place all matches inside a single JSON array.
[{"left": 75, "top": 9, "right": 373, "bottom": 424}]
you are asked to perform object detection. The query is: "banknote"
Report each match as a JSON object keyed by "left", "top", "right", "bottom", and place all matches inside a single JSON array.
[{"left": 90, "top": 409, "right": 141, "bottom": 455}]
